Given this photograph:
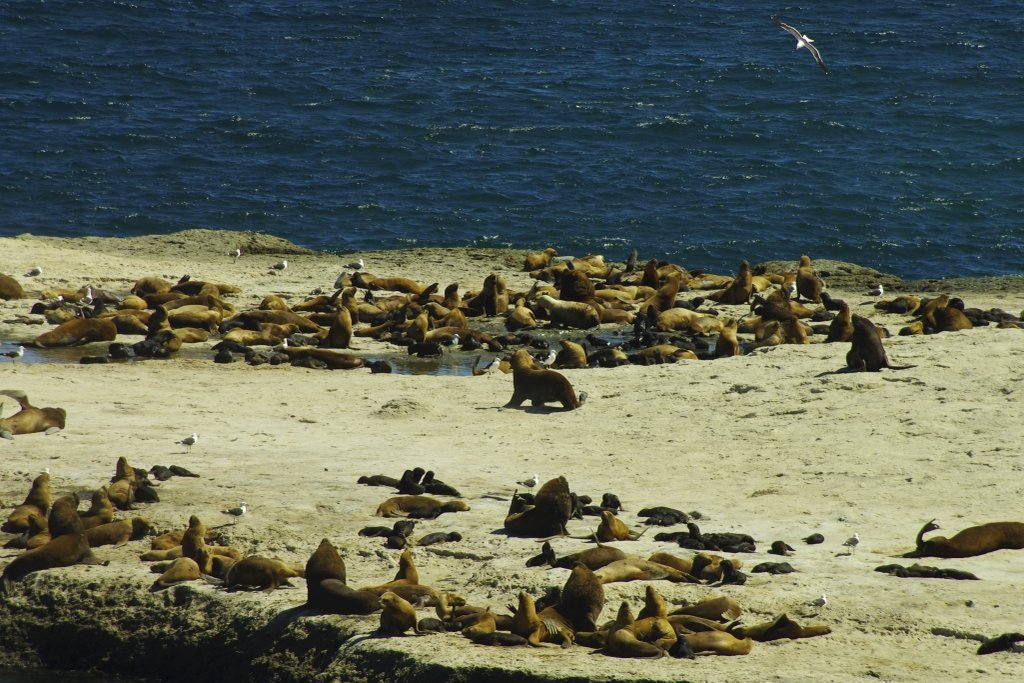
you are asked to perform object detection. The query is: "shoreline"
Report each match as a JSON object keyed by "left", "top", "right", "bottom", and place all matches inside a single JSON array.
[{"left": 1, "top": 230, "right": 1023, "bottom": 682}]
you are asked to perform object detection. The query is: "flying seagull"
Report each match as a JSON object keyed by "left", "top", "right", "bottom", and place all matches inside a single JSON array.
[{"left": 773, "top": 16, "right": 829, "bottom": 74}]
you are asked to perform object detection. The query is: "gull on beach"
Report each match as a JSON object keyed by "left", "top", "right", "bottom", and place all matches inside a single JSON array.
[
  {"left": 517, "top": 473, "right": 539, "bottom": 489},
  {"left": 808, "top": 593, "right": 828, "bottom": 609},
  {"left": 772, "top": 16, "right": 829, "bottom": 74},
  {"left": 3, "top": 346, "right": 24, "bottom": 363},
  {"left": 230, "top": 248, "right": 242, "bottom": 259},
  {"left": 223, "top": 502, "right": 247, "bottom": 517},
  {"left": 271, "top": 260, "right": 288, "bottom": 270},
  {"left": 843, "top": 532, "right": 860, "bottom": 553},
  {"left": 80, "top": 286, "right": 94, "bottom": 306},
  {"left": 345, "top": 258, "right": 364, "bottom": 270},
  {"left": 177, "top": 432, "right": 199, "bottom": 453},
  {"left": 869, "top": 284, "right": 884, "bottom": 297},
  {"left": 24, "top": 266, "right": 42, "bottom": 277}
]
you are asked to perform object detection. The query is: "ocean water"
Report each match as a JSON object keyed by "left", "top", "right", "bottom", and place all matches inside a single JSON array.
[{"left": 1, "top": 1, "right": 1022, "bottom": 280}]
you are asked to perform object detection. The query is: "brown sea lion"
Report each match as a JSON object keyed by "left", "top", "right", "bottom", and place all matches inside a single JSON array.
[
  {"left": 224, "top": 556, "right": 303, "bottom": 591},
  {"left": 559, "top": 562, "right": 605, "bottom": 632},
  {"left": 0, "top": 274, "right": 26, "bottom": 300},
  {"left": 150, "top": 557, "right": 201, "bottom": 591},
  {"left": 319, "top": 306, "right": 353, "bottom": 349},
  {"left": 375, "top": 496, "right": 469, "bottom": 519},
  {"left": 551, "top": 339, "right": 588, "bottom": 369},
  {"left": 505, "top": 349, "right": 584, "bottom": 410},
  {"left": 683, "top": 630, "right": 753, "bottom": 656},
  {"left": 730, "top": 613, "right": 831, "bottom": 641},
  {"left": 304, "top": 538, "right": 381, "bottom": 614},
  {"left": 632, "top": 588, "right": 677, "bottom": 652},
  {"left": 31, "top": 318, "right": 117, "bottom": 347},
  {"left": 504, "top": 476, "right": 573, "bottom": 538},
  {"left": 510, "top": 591, "right": 573, "bottom": 647},
  {"left": 593, "top": 557, "right": 695, "bottom": 584},
  {"left": 529, "top": 540, "right": 627, "bottom": 570},
  {"left": 605, "top": 602, "right": 665, "bottom": 658},
  {"left": 0, "top": 392, "right": 66, "bottom": 437},
  {"left": 505, "top": 298, "right": 539, "bottom": 331},
  {"left": 369, "top": 277, "right": 430, "bottom": 296},
  {"left": 706, "top": 261, "right": 753, "bottom": 305},
  {"left": 668, "top": 595, "right": 743, "bottom": 621},
  {"left": 846, "top": 314, "right": 914, "bottom": 371},
  {"left": 1, "top": 496, "right": 105, "bottom": 589},
  {"left": 714, "top": 317, "right": 741, "bottom": 358},
  {"left": 181, "top": 515, "right": 212, "bottom": 573},
  {"left": 906, "top": 519, "right": 1024, "bottom": 559},
  {"left": 4, "top": 513, "right": 50, "bottom": 550},
  {"left": 461, "top": 607, "right": 498, "bottom": 641},
  {"left": 524, "top": 248, "right": 558, "bottom": 271},
  {"left": 281, "top": 346, "right": 365, "bottom": 370},
  {"left": 84, "top": 517, "right": 153, "bottom": 547},
  {"left": 595, "top": 510, "right": 646, "bottom": 542},
  {"left": 796, "top": 255, "right": 823, "bottom": 303},
  {"left": 379, "top": 591, "right": 419, "bottom": 635},
  {"left": 3, "top": 472, "right": 51, "bottom": 533},
  {"left": 534, "top": 295, "right": 600, "bottom": 329},
  {"left": 826, "top": 302, "right": 854, "bottom": 342}
]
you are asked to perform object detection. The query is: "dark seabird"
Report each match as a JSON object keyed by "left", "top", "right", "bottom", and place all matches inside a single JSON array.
[{"left": 773, "top": 16, "right": 829, "bottom": 74}]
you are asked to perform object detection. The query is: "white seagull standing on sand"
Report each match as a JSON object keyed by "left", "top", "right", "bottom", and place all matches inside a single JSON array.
[
  {"left": 80, "top": 286, "right": 94, "bottom": 306},
  {"left": 271, "top": 260, "right": 288, "bottom": 271},
  {"left": 517, "top": 473, "right": 539, "bottom": 489},
  {"left": 808, "top": 593, "right": 828, "bottom": 609},
  {"left": 773, "top": 16, "right": 829, "bottom": 74},
  {"left": 345, "top": 258, "right": 365, "bottom": 270},
  {"left": 869, "top": 284, "right": 884, "bottom": 297},
  {"left": 223, "top": 502, "right": 247, "bottom": 517},
  {"left": 843, "top": 532, "right": 860, "bottom": 554},
  {"left": 177, "top": 432, "right": 199, "bottom": 453},
  {"left": 230, "top": 248, "right": 242, "bottom": 259},
  {"left": 24, "top": 266, "right": 42, "bottom": 277}
]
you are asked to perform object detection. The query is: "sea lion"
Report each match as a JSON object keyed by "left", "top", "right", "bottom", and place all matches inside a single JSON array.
[
  {"left": 551, "top": 339, "right": 588, "bottom": 369},
  {"left": 505, "top": 349, "right": 584, "bottom": 410},
  {"left": 379, "top": 591, "right": 419, "bottom": 635},
  {"left": 3, "top": 472, "right": 51, "bottom": 533},
  {"left": 504, "top": 476, "right": 573, "bottom": 538},
  {"left": 0, "top": 274, "right": 25, "bottom": 300},
  {"left": 826, "top": 302, "right": 853, "bottom": 342},
  {"left": 281, "top": 347, "right": 365, "bottom": 370},
  {"left": 668, "top": 595, "right": 742, "bottom": 621},
  {"left": 375, "top": 496, "right": 469, "bottom": 519},
  {"left": 846, "top": 315, "right": 914, "bottom": 371},
  {"left": 730, "top": 613, "right": 831, "bottom": 641},
  {"left": 461, "top": 607, "right": 499, "bottom": 642},
  {"left": 593, "top": 557, "right": 695, "bottom": 584},
  {"left": 559, "top": 562, "right": 605, "bottom": 632},
  {"left": 683, "top": 630, "right": 754, "bottom": 656},
  {"left": 528, "top": 540, "right": 627, "bottom": 570},
  {"left": 632, "top": 589, "right": 678, "bottom": 652},
  {"left": 150, "top": 557, "right": 201, "bottom": 591},
  {"left": 4, "top": 513, "right": 49, "bottom": 550},
  {"left": 181, "top": 515, "right": 212, "bottom": 573},
  {"left": 31, "top": 317, "right": 117, "bottom": 347},
  {"left": 707, "top": 261, "right": 753, "bottom": 305},
  {"left": 319, "top": 306, "right": 353, "bottom": 349},
  {"left": 510, "top": 590, "right": 573, "bottom": 647},
  {"left": 714, "top": 318, "right": 741, "bottom": 358},
  {"left": 796, "top": 255, "right": 823, "bottom": 303},
  {"left": 304, "top": 538, "right": 379, "bottom": 614},
  {"left": 524, "top": 248, "right": 558, "bottom": 271},
  {"left": 0, "top": 391, "right": 66, "bottom": 437},
  {"left": 595, "top": 510, "right": 646, "bottom": 542},
  {"left": 905, "top": 519, "right": 1024, "bottom": 559},
  {"left": 533, "top": 295, "right": 600, "bottom": 329},
  {"left": 224, "top": 556, "right": 303, "bottom": 591},
  {"left": 1, "top": 496, "right": 105, "bottom": 589},
  {"left": 605, "top": 602, "right": 666, "bottom": 658},
  {"left": 84, "top": 517, "right": 153, "bottom": 547}
]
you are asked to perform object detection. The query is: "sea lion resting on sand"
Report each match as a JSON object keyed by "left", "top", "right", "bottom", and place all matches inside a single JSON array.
[
  {"left": 0, "top": 391, "right": 66, "bottom": 437},
  {"left": 905, "top": 519, "right": 1024, "bottom": 558},
  {"left": 375, "top": 496, "right": 470, "bottom": 519}
]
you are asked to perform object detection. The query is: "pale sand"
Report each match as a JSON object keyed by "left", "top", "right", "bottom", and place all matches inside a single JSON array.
[{"left": 1, "top": 231, "right": 1023, "bottom": 681}]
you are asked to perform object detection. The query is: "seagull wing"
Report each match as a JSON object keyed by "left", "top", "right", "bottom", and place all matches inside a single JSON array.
[
  {"left": 772, "top": 17, "right": 804, "bottom": 43},
  {"left": 805, "top": 41, "right": 829, "bottom": 74},
  {"left": 772, "top": 17, "right": 829, "bottom": 74}
]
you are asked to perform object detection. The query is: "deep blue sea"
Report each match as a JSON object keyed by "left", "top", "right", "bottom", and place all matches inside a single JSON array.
[{"left": 2, "top": 1, "right": 1023, "bottom": 280}]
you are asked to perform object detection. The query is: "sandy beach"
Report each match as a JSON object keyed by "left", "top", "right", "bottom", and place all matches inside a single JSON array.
[{"left": 1, "top": 230, "right": 1023, "bottom": 682}]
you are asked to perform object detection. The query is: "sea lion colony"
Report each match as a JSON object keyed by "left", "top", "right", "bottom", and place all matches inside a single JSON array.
[
  {"left": 2, "top": 464, "right": 1022, "bottom": 663},
  {"left": 2, "top": 251, "right": 1022, "bottom": 410}
]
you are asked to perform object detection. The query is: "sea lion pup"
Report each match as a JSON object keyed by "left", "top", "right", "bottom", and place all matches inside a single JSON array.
[
  {"left": 905, "top": 519, "right": 1024, "bottom": 559},
  {"left": 504, "top": 476, "right": 573, "bottom": 538},
  {"left": 30, "top": 317, "right": 118, "bottom": 348},
  {"left": 85, "top": 517, "right": 153, "bottom": 547},
  {"left": 683, "top": 630, "right": 754, "bottom": 656},
  {"left": 3, "top": 472, "right": 51, "bottom": 533},
  {"left": 795, "top": 255, "right": 823, "bottom": 303},
  {"left": 730, "top": 613, "right": 832, "bottom": 641},
  {"left": 551, "top": 339, "right": 588, "bottom": 369},
  {"left": 281, "top": 346, "right": 365, "bottom": 370},
  {"left": 595, "top": 510, "right": 647, "bottom": 542},
  {"left": 318, "top": 305, "right": 353, "bottom": 349},
  {"left": 151, "top": 557, "right": 201, "bottom": 591},
  {"left": 358, "top": 474, "right": 402, "bottom": 488},
  {"left": 0, "top": 391, "right": 66, "bottom": 437},
  {"left": 534, "top": 295, "right": 600, "bottom": 329},
  {"left": 505, "top": 349, "right": 584, "bottom": 411},
  {"left": 375, "top": 496, "right": 469, "bottom": 519},
  {"left": 524, "top": 247, "right": 558, "bottom": 271},
  {"left": 846, "top": 314, "right": 914, "bottom": 371},
  {"left": 180, "top": 515, "right": 213, "bottom": 573},
  {"left": 504, "top": 298, "right": 538, "bottom": 331},
  {"left": 604, "top": 602, "right": 666, "bottom": 658},
  {"left": 707, "top": 260, "right": 753, "bottom": 305},
  {"left": 0, "top": 274, "right": 25, "bottom": 300},
  {"left": 713, "top": 317, "right": 741, "bottom": 358},
  {"left": 1, "top": 495, "right": 105, "bottom": 589},
  {"left": 825, "top": 301, "right": 854, "bottom": 342},
  {"left": 224, "top": 556, "right": 303, "bottom": 591},
  {"left": 379, "top": 591, "right": 420, "bottom": 635}
]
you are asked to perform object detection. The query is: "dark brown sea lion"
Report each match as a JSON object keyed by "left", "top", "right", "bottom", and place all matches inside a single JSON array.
[
  {"left": 318, "top": 306, "right": 353, "bottom": 349},
  {"left": 3, "top": 472, "right": 51, "bottom": 533},
  {"left": 224, "top": 556, "right": 303, "bottom": 591},
  {"left": 78, "top": 488, "right": 115, "bottom": 529},
  {"left": 729, "top": 613, "right": 831, "bottom": 641},
  {"left": 505, "top": 349, "right": 584, "bottom": 410},
  {"left": 31, "top": 317, "right": 117, "bottom": 347},
  {"left": 84, "top": 517, "right": 153, "bottom": 547},
  {"left": 181, "top": 515, "right": 212, "bottom": 573},
  {"left": 304, "top": 538, "right": 381, "bottom": 614},
  {"left": 905, "top": 519, "right": 1024, "bottom": 558},
  {"left": 559, "top": 562, "right": 605, "bottom": 632},
  {"left": 707, "top": 260, "right": 753, "bottom": 305},
  {"left": 375, "top": 496, "right": 469, "bottom": 519},
  {"left": 0, "top": 391, "right": 66, "bottom": 437},
  {"left": 528, "top": 540, "right": 627, "bottom": 570},
  {"left": 846, "top": 314, "right": 914, "bottom": 371},
  {"left": 504, "top": 476, "right": 573, "bottom": 538}
]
